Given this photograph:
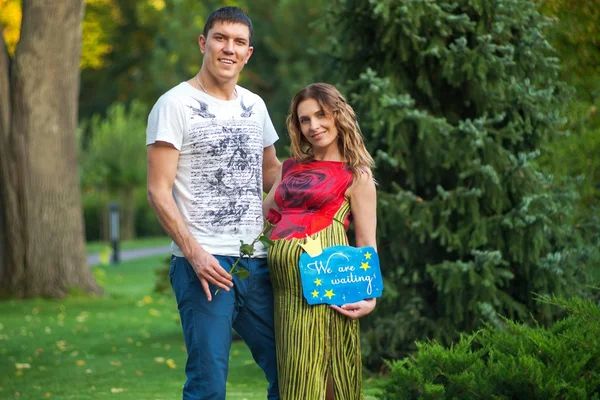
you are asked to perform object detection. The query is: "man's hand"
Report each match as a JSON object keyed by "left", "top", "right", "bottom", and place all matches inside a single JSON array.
[
  {"left": 330, "top": 298, "right": 376, "bottom": 319},
  {"left": 189, "top": 248, "right": 233, "bottom": 302}
]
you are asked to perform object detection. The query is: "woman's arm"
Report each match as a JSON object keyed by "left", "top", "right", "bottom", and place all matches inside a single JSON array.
[
  {"left": 349, "top": 171, "right": 377, "bottom": 250},
  {"left": 331, "top": 170, "right": 378, "bottom": 319}
]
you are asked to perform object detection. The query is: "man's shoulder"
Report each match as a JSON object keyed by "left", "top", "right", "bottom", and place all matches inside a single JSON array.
[
  {"left": 150, "top": 82, "right": 203, "bottom": 115},
  {"left": 159, "top": 82, "right": 194, "bottom": 103},
  {"left": 237, "top": 86, "right": 266, "bottom": 107}
]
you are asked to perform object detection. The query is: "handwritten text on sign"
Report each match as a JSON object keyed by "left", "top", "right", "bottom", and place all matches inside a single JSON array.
[{"left": 299, "top": 246, "right": 383, "bottom": 306}]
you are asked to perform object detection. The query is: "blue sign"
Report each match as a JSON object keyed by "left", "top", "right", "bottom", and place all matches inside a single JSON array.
[{"left": 298, "top": 245, "right": 383, "bottom": 306}]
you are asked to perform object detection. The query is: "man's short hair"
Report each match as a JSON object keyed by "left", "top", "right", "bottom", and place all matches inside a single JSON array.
[{"left": 203, "top": 6, "right": 253, "bottom": 44}]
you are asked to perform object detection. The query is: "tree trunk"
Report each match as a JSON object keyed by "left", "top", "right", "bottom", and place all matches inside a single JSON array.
[
  {"left": 0, "top": 27, "right": 9, "bottom": 273},
  {"left": 0, "top": 1, "right": 102, "bottom": 298}
]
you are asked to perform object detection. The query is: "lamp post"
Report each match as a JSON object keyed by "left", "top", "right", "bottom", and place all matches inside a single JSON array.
[{"left": 109, "top": 202, "right": 120, "bottom": 264}]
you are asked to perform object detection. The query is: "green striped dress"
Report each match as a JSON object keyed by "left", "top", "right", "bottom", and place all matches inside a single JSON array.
[{"left": 267, "top": 159, "right": 362, "bottom": 400}]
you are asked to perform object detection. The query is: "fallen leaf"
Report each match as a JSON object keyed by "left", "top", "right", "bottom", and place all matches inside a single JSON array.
[
  {"left": 76, "top": 360, "right": 85, "bottom": 367},
  {"left": 149, "top": 309, "right": 161, "bottom": 317},
  {"left": 154, "top": 357, "right": 165, "bottom": 363},
  {"left": 166, "top": 359, "right": 176, "bottom": 369},
  {"left": 110, "top": 388, "right": 126, "bottom": 393},
  {"left": 15, "top": 363, "right": 31, "bottom": 370},
  {"left": 76, "top": 312, "right": 89, "bottom": 323},
  {"left": 110, "top": 361, "right": 122, "bottom": 367}
]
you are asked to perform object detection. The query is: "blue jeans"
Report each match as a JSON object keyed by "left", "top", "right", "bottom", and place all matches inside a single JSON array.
[{"left": 170, "top": 255, "right": 279, "bottom": 400}]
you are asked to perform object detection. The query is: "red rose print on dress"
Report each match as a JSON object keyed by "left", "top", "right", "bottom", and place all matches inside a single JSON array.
[{"left": 270, "top": 159, "right": 353, "bottom": 240}]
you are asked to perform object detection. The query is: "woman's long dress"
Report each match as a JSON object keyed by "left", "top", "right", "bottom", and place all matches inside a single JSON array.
[{"left": 267, "top": 158, "right": 363, "bottom": 400}]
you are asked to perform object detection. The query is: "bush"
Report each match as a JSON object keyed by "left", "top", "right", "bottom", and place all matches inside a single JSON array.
[
  {"left": 324, "top": 0, "right": 594, "bottom": 368},
  {"left": 380, "top": 295, "right": 600, "bottom": 399},
  {"left": 82, "top": 189, "right": 108, "bottom": 242},
  {"left": 79, "top": 101, "right": 165, "bottom": 240},
  {"left": 134, "top": 186, "right": 164, "bottom": 238},
  {"left": 153, "top": 256, "right": 172, "bottom": 295},
  {"left": 79, "top": 101, "right": 148, "bottom": 240},
  {"left": 82, "top": 186, "right": 163, "bottom": 242}
]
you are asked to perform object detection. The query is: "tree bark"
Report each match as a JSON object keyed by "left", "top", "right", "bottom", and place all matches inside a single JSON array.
[
  {"left": 0, "top": 25, "right": 10, "bottom": 275},
  {"left": 0, "top": 1, "right": 102, "bottom": 298}
]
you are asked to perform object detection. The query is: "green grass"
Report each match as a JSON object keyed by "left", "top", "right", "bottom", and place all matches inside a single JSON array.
[
  {"left": 86, "top": 236, "right": 171, "bottom": 254},
  {"left": 0, "top": 256, "right": 385, "bottom": 399}
]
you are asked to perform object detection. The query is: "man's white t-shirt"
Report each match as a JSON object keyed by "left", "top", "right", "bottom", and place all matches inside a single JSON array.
[{"left": 146, "top": 82, "right": 278, "bottom": 258}]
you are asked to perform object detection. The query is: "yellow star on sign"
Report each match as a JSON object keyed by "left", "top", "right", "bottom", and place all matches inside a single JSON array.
[
  {"left": 311, "top": 290, "right": 319, "bottom": 298},
  {"left": 360, "top": 262, "right": 371, "bottom": 271},
  {"left": 324, "top": 289, "right": 335, "bottom": 299},
  {"left": 314, "top": 278, "right": 322, "bottom": 286},
  {"left": 364, "top": 251, "right": 372, "bottom": 260}
]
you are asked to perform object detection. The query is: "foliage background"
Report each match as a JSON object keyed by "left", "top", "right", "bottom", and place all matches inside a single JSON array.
[{"left": 1, "top": 0, "right": 598, "bottom": 375}]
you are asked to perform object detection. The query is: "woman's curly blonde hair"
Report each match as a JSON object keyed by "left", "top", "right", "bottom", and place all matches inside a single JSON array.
[{"left": 287, "top": 83, "right": 374, "bottom": 179}]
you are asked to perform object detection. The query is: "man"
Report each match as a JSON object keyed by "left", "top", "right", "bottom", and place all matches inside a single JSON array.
[{"left": 146, "top": 7, "right": 280, "bottom": 400}]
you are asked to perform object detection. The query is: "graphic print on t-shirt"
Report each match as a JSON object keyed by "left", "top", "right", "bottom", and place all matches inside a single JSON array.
[
  {"left": 187, "top": 99, "right": 216, "bottom": 119},
  {"left": 240, "top": 96, "right": 255, "bottom": 118},
  {"left": 187, "top": 99, "right": 263, "bottom": 232}
]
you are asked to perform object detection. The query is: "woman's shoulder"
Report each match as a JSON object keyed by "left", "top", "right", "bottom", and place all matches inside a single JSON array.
[{"left": 348, "top": 167, "right": 375, "bottom": 193}]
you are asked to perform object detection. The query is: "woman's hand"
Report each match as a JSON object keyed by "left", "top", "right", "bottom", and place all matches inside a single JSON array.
[{"left": 330, "top": 298, "right": 376, "bottom": 319}]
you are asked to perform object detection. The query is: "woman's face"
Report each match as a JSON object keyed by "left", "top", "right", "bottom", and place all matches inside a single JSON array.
[{"left": 296, "top": 98, "right": 339, "bottom": 156}]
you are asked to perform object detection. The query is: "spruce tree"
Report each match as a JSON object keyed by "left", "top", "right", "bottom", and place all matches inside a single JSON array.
[{"left": 323, "top": 0, "right": 591, "bottom": 368}]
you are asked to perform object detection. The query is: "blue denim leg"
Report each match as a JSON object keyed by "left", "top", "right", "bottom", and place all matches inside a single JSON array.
[
  {"left": 170, "top": 255, "right": 236, "bottom": 400},
  {"left": 232, "top": 258, "right": 280, "bottom": 400}
]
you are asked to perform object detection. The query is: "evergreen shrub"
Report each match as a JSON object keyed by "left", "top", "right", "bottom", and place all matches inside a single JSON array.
[
  {"left": 380, "top": 296, "right": 600, "bottom": 399},
  {"left": 324, "top": 0, "right": 594, "bottom": 368}
]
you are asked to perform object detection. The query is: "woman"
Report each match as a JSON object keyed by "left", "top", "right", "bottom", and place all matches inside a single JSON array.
[{"left": 263, "top": 83, "right": 377, "bottom": 400}]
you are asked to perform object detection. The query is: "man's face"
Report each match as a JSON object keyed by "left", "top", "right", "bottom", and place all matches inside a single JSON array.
[{"left": 199, "top": 21, "right": 253, "bottom": 84}]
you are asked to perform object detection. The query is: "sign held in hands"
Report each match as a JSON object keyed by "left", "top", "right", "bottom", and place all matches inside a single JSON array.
[{"left": 298, "top": 235, "right": 383, "bottom": 306}]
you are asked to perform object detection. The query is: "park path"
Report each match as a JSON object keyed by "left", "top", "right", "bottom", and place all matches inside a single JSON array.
[{"left": 87, "top": 245, "right": 171, "bottom": 266}]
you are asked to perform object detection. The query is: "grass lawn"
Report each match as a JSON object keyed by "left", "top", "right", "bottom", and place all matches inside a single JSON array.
[
  {"left": 0, "top": 256, "right": 385, "bottom": 399},
  {"left": 85, "top": 236, "right": 171, "bottom": 255}
]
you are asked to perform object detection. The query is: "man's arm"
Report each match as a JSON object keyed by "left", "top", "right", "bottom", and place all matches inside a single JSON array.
[
  {"left": 263, "top": 164, "right": 282, "bottom": 217},
  {"left": 262, "top": 145, "right": 281, "bottom": 193},
  {"left": 147, "top": 142, "right": 233, "bottom": 301}
]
